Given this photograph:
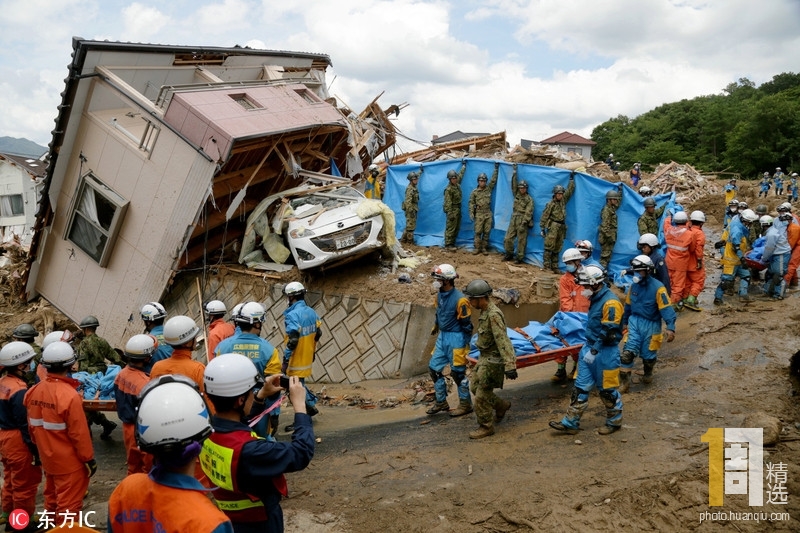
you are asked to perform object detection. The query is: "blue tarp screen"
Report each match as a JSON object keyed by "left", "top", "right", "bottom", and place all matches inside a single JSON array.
[{"left": 384, "top": 160, "right": 676, "bottom": 275}]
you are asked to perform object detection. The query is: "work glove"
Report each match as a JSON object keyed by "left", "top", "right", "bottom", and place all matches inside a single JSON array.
[
  {"left": 494, "top": 161, "right": 500, "bottom": 169},
  {"left": 540, "top": 230, "right": 546, "bottom": 237},
  {"left": 696, "top": 260, "right": 703, "bottom": 270},
  {"left": 570, "top": 170, "right": 575, "bottom": 181},
  {"left": 505, "top": 369, "right": 518, "bottom": 380},
  {"left": 431, "top": 323, "right": 439, "bottom": 336},
  {"left": 85, "top": 459, "right": 98, "bottom": 478},
  {"left": 665, "top": 330, "right": 675, "bottom": 343},
  {"left": 584, "top": 349, "right": 597, "bottom": 365},
  {"left": 527, "top": 220, "right": 534, "bottom": 228},
  {"left": 32, "top": 453, "right": 41, "bottom": 467}
]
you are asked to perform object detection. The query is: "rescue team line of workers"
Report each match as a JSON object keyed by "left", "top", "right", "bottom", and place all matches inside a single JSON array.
[{"left": 0, "top": 282, "right": 319, "bottom": 532}]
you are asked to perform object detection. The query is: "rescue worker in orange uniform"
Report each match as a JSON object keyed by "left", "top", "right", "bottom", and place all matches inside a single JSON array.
[
  {"left": 552, "top": 248, "right": 589, "bottom": 383},
  {"left": 663, "top": 211, "right": 696, "bottom": 308},
  {"left": 684, "top": 211, "right": 707, "bottom": 310},
  {"left": 24, "top": 341, "right": 96, "bottom": 521},
  {"left": 778, "top": 202, "right": 800, "bottom": 288},
  {"left": 108, "top": 375, "right": 233, "bottom": 533},
  {"left": 114, "top": 334, "right": 156, "bottom": 476},
  {"left": 149, "top": 315, "right": 207, "bottom": 395},
  {"left": 205, "top": 300, "right": 235, "bottom": 362},
  {"left": 201, "top": 354, "right": 315, "bottom": 533},
  {"left": 0, "top": 342, "right": 43, "bottom": 531}
]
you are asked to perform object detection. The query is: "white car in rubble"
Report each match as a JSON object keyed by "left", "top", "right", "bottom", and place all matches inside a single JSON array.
[
  {"left": 283, "top": 186, "right": 385, "bottom": 270},
  {"left": 239, "top": 175, "right": 386, "bottom": 271}
]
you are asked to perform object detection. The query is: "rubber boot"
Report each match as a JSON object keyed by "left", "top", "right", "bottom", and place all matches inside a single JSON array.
[
  {"left": 550, "top": 366, "right": 567, "bottom": 383},
  {"left": 618, "top": 371, "right": 631, "bottom": 393},
  {"left": 494, "top": 399, "right": 511, "bottom": 422},
  {"left": 642, "top": 359, "right": 656, "bottom": 384},
  {"left": 426, "top": 401, "right": 450, "bottom": 414},
  {"left": 100, "top": 419, "right": 118, "bottom": 440},
  {"left": 502, "top": 253, "right": 514, "bottom": 261},
  {"left": 598, "top": 424, "right": 621, "bottom": 435},
  {"left": 469, "top": 424, "right": 495, "bottom": 439},
  {"left": 481, "top": 240, "right": 490, "bottom": 255},
  {"left": 449, "top": 400, "right": 474, "bottom": 417},
  {"left": 548, "top": 420, "right": 579, "bottom": 435}
]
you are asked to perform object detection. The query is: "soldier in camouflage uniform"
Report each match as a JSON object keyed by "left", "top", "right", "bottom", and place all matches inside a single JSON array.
[
  {"left": 503, "top": 164, "right": 534, "bottom": 264},
  {"left": 638, "top": 197, "right": 666, "bottom": 236},
  {"left": 540, "top": 172, "right": 576, "bottom": 272},
  {"left": 442, "top": 161, "right": 467, "bottom": 250},
  {"left": 76, "top": 315, "right": 122, "bottom": 440},
  {"left": 469, "top": 162, "right": 499, "bottom": 255},
  {"left": 598, "top": 188, "right": 622, "bottom": 268},
  {"left": 400, "top": 167, "right": 423, "bottom": 244},
  {"left": 464, "top": 279, "right": 517, "bottom": 439}
]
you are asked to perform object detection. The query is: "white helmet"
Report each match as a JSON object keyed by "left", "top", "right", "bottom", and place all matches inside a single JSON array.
[
  {"left": 0, "top": 342, "right": 37, "bottom": 368},
  {"left": 760, "top": 215, "right": 774, "bottom": 227},
  {"left": 609, "top": 153, "right": 614, "bottom": 158},
  {"left": 229, "top": 303, "right": 244, "bottom": 322},
  {"left": 764, "top": 172, "right": 770, "bottom": 177},
  {"left": 577, "top": 265, "right": 606, "bottom": 287},
  {"left": 777, "top": 167, "right": 781, "bottom": 171},
  {"left": 234, "top": 302, "right": 266, "bottom": 325},
  {"left": 136, "top": 375, "right": 212, "bottom": 454},
  {"left": 689, "top": 210, "right": 706, "bottom": 223},
  {"left": 41, "top": 341, "right": 77, "bottom": 370},
  {"left": 673, "top": 211, "right": 689, "bottom": 224},
  {"left": 740, "top": 209, "right": 759, "bottom": 223},
  {"left": 125, "top": 334, "right": 158, "bottom": 360},
  {"left": 638, "top": 185, "right": 652, "bottom": 196},
  {"left": 792, "top": 173, "right": 798, "bottom": 177},
  {"left": 41, "top": 330, "right": 74, "bottom": 350},
  {"left": 638, "top": 233, "right": 660, "bottom": 249},
  {"left": 162, "top": 316, "right": 200, "bottom": 346},
  {"left": 284, "top": 282, "right": 306, "bottom": 297},
  {"left": 561, "top": 248, "right": 583, "bottom": 263},
  {"left": 204, "top": 300, "right": 227, "bottom": 316},
  {"left": 737, "top": 201, "right": 748, "bottom": 210},
  {"left": 630, "top": 254, "right": 654, "bottom": 272},
  {"left": 140, "top": 302, "right": 167, "bottom": 322},
  {"left": 204, "top": 353, "right": 262, "bottom": 397},
  {"left": 575, "top": 240, "right": 593, "bottom": 253},
  {"left": 431, "top": 263, "right": 457, "bottom": 281},
  {"left": 368, "top": 163, "right": 379, "bottom": 172},
  {"left": 777, "top": 202, "right": 793, "bottom": 213}
]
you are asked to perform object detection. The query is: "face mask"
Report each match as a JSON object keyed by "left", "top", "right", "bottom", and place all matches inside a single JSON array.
[
  {"left": 632, "top": 275, "right": 642, "bottom": 284},
  {"left": 566, "top": 264, "right": 577, "bottom": 273},
  {"left": 432, "top": 281, "right": 442, "bottom": 291},
  {"left": 581, "top": 289, "right": 593, "bottom": 298}
]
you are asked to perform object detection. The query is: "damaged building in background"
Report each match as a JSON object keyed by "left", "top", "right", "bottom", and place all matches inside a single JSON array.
[{"left": 24, "top": 38, "right": 397, "bottom": 346}]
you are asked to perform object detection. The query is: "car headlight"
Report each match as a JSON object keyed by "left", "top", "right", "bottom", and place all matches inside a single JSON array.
[{"left": 290, "top": 227, "right": 316, "bottom": 238}]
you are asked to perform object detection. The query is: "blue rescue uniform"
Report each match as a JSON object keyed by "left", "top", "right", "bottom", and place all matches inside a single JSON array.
[{"left": 429, "top": 288, "right": 473, "bottom": 404}]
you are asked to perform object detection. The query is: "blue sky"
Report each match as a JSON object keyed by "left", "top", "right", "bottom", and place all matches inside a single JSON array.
[{"left": 1, "top": 0, "right": 798, "bottom": 156}]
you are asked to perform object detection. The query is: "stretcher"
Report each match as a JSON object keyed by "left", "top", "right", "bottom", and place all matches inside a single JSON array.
[
  {"left": 467, "top": 326, "right": 583, "bottom": 369},
  {"left": 82, "top": 399, "right": 117, "bottom": 412}
]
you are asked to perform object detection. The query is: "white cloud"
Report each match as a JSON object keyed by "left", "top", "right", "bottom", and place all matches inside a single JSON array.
[{"left": 122, "top": 3, "right": 171, "bottom": 41}]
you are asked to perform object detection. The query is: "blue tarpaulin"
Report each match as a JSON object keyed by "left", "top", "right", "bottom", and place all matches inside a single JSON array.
[
  {"left": 469, "top": 311, "right": 588, "bottom": 359},
  {"left": 384, "top": 160, "right": 676, "bottom": 275},
  {"left": 73, "top": 365, "right": 121, "bottom": 400}
]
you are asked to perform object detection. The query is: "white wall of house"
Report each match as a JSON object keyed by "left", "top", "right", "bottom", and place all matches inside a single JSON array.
[
  {"left": 552, "top": 143, "right": 590, "bottom": 161},
  {"left": 34, "top": 81, "right": 216, "bottom": 347},
  {"left": 0, "top": 159, "right": 39, "bottom": 245}
]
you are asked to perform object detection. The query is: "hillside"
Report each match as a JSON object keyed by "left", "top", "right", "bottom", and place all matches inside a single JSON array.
[{"left": 0, "top": 136, "right": 47, "bottom": 158}]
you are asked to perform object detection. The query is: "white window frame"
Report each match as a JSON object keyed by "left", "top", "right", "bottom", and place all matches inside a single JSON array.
[
  {"left": 0, "top": 194, "right": 24, "bottom": 217},
  {"left": 64, "top": 172, "right": 129, "bottom": 267}
]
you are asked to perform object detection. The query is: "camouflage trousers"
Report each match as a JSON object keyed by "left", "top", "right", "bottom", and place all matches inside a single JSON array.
[
  {"left": 503, "top": 216, "right": 529, "bottom": 259},
  {"left": 469, "top": 360, "right": 505, "bottom": 426},
  {"left": 599, "top": 237, "right": 615, "bottom": 268},
  {"left": 402, "top": 212, "right": 417, "bottom": 243},
  {"left": 473, "top": 212, "right": 492, "bottom": 251},
  {"left": 544, "top": 221, "right": 567, "bottom": 269},
  {"left": 444, "top": 209, "right": 461, "bottom": 247}
]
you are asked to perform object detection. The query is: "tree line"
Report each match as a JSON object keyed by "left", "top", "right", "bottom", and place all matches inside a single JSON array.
[{"left": 590, "top": 72, "right": 800, "bottom": 179}]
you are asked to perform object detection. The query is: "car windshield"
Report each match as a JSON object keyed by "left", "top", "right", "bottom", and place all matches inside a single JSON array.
[{"left": 289, "top": 187, "right": 361, "bottom": 218}]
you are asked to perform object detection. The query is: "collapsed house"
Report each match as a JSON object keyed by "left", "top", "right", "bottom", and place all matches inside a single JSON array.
[
  {"left": 24, "top": 38, "right": 397, "bottom": 346},
  {"left": 0, "top": 153, "right": 46, "bottom": 245}
]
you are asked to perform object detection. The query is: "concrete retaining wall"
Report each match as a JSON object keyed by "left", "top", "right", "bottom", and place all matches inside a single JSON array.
[{"left": 163, "top": 272, "right": 434, "bottom": 383}]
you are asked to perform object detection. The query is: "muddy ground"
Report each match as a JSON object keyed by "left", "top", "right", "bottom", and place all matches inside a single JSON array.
[{"left": 3, "top": 181, "right": 800, "bottom": 531}]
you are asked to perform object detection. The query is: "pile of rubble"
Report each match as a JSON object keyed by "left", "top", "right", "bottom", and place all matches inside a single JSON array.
[
  {"left": 642, "top": 161, "right": 723, "bottom": 203},
  {"left": 0, "top": 239, "right": 28, "bottom": 305}
]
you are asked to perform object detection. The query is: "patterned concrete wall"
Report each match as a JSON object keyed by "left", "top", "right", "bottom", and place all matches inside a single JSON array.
[{"left": 162, "top": 272, "right": 433, "bottom": 383}]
